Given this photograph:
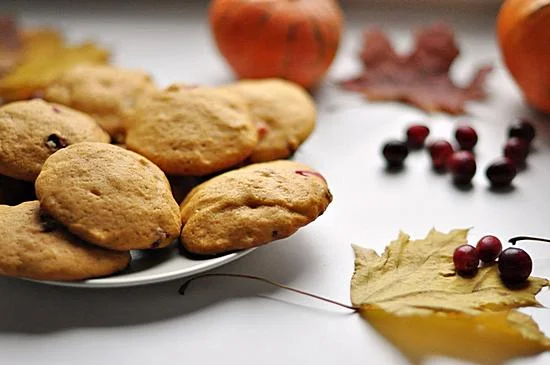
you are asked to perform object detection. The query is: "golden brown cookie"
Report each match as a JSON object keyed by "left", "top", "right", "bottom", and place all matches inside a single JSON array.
[
  {"left": 125, "top": 85, "right": 258, "bottom": 176},
  {"left": 223, "top": 79, "right": 316, "bottom": 162},
  {"left": 0, "top": 174, "right": 36, "bottom": 206},
  {"left": 35, "top": 142, "right": 182, "bottom": 251},
  {"left": 44, "top": 64, "right": 156, "bottom": 141},
  {"left": 180, "top": 160, "right": 332, "bottom": 254},
  {"left": 0, "top": 201, "right": 130, "bottom": 281},
  {"left": 0, "top": 99, "right": 109, "bottom": 182}
]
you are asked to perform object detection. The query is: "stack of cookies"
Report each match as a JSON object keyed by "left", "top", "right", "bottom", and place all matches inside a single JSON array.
[{"left": 0, "top": 64, "right": 332, "bottom": 282}]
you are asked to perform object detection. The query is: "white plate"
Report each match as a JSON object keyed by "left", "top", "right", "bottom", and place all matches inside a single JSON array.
[{"left": 33, "top": 245, "right": 255, "bottom": 288}]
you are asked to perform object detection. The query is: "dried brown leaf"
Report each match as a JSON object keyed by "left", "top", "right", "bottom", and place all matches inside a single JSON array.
[{"left": 340, "top": 23, "right": 492, "bottom": 114}]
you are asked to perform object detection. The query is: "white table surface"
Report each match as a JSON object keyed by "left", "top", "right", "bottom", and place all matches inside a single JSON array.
[{"left": 2, "top": 1, "right": 550, "bottom": 364}]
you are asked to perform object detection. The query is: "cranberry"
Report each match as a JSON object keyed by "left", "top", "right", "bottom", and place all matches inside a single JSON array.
[
  {"left": 475, "top": 235, "right": 502, "bottom": 263},
  {"left": 447, "top": 151, "right": 476, "bottom": 184},
  {"left": 455, "top": 126, "right": 478, "bottom": 151},
  {"left": 257, "top": 122, "right": 269, "bottom": 139},
  {"left": 504, "top": 137, "right": 529, "bottom": 166},
  {"left": 486, "top": 158, "right": 517, "bottom": 188},
  {"left": 498, "top": 247, "right": 532, "bottom": 284},
  {"left": 508, "top": 119, "right": 536, "bottom": 144},
  {"left": 453, "top": 244, "right": 479, "bottom": 276},
  {"left": 406, "top": 124, "right": 430, "bottom": 149},
  {"left": 428, "top": 140, "right": 454, "bottom": 171},
  {"left": 295, "top": 170, "right": 326, "bottom": 182},
  {"left": 45, "top": 133, "right": 68, "bottom": 151},
  {"left": 382, "top": 140, "right": 409, "bottom": 167}
]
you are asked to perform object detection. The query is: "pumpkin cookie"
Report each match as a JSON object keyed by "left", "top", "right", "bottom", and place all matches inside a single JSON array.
[
  {"left": 125, "top": 85, "right": 258, "bottom": 176},
  {"left": 223, "top": 79, "right": 316, "bottom": 162},
  {"left": 35, "top": 142, "right": 181, "bottom": 251},
  {"left": 44, "top": 64, "right": 156, "bottom": 141},
  {"left": 0, "top": 201, "right": 130, "bottom": 281},
  {"left": 0, "top": 99, "right": 109, "bottom": 182},
  {"left": 0, "top": 175, "right": 35, "bottom": 206},
  {"left": 180, "top": 160, "right": 332, "bottom": 254}
]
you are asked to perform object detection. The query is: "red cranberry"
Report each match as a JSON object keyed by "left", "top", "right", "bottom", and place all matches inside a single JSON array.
[
  {"left": 447, "top": 151, "right": 476, "bottom": 184},
  {"left": 498, "top": 247, "right": 532, "bottom": 284},
  {"left": 475, "top": 235, "right": 502, "bottom": 263},
  {"left": 455, "top": 126, "right": 478, "bottom": 151},
  {"left": 382, "top": 140, "right": 409, "bottom": 167},
  {"left": 295, "top": 170, "right": 326, "bottom": 183},
  {"left": 45, "top": 133, "right": 69, "bottom": 151},
  {"left": 508, "top": 119, "right": 536, "bottom": 144},
  {"left": 486, "top": 158, "right": 517, "bottom": 188},
  {"left": 453, "top": 244, "right": 479, "bottom": 276},
  {"left": 428, "top": 140, "right": 454, "bottom": 171},
  {"left": 504, "top": 137, "right": 529, "bottom": 166},
  {"left": 257, "top": 121, "right": 269, "bottom": 139},
  {"left": 406, "top": 124, "right": 430, "bottom": 149}
]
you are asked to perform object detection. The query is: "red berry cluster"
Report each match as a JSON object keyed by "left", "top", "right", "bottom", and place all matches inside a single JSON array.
[
  {"left": 485, "top": 119, "right": 535, "bottom": 188},
  {"left": 504, "top": 119, "right": 535, "bottom": 162},
  {"left": 381, "top": 119, "right": 536, "bottom": 189},
  {"left": 453, "top": 235, "right": 532, "bottom": 284}
]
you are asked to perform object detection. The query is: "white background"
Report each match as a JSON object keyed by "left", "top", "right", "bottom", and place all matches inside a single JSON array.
[{"left": 2, "top": 1, "right": 550, "bottom": 364}]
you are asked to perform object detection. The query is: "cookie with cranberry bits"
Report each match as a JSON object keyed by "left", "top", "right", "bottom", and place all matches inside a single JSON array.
[
  {"left": 0, "top": 201, "right": 131, "bottom": 281},
  {"left": 0, "top": 99, "right": 109, "bottom": 182},
  {"left": 45, "top": 64, "right": 157, "bottom": 141},
  {"left": 180, "top": 160, "right": 332, "bottom": 255},
  {"left": 125, "top": 86, "right": 257, "bottom": 176},
  {"left": 223, "top": 79, "right": 316, "bottom": 162},
  {"left": 0, "top": 174, "right": 35, "bottom": 206},
  {"left": 121, "top": 82, "right": 202, "bottom": 131},
  {"left": 35, "top": 142, "right": 181, "bottom": 251}
]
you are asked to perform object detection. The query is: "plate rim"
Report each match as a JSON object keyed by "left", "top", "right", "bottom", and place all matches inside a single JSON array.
[{"left": 28, "top": 248, "right": 255, "bottom": 289}]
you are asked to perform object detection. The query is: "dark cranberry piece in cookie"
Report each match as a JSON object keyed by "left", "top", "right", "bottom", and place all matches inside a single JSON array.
[
  {"left": 45, "top": 133, "right": 68, "bottom": 151},
  {"left": 295, "top": 170, "right": 326, "bottom": 182}
]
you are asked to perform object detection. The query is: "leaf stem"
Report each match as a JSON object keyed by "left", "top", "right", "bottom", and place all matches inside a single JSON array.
[
  {"left": 509, "top": 236, "right": 550, "bottom": 245},
  {"left": 179, "top": 273, "right": 359, "bottom": 311}
]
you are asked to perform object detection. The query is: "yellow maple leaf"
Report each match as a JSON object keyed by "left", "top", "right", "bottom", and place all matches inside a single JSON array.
[
  {"left": 363, "top": 307, "right": 550, "bottom": 365},
  {"left": 351, "top": 228, "right": 550, "bottom": 364},
  {"left": 0, "top": 28, "right": 109, "bottom": 101}
]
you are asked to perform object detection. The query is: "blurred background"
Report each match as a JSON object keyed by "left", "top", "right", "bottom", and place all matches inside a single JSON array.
[
  {"left": 4, "top": 0, "right": 504, "bottom": 12},
  {"left": 3, "top": 0, "right": 504, "bottom": 88}
]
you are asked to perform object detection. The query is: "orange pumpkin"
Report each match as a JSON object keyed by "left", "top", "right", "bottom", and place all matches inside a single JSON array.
[
  {"left": 497, "top": 0, "right": 550, "bottom": 113},
  {"left": 209, "top": 0, "right": 344, "bottom": 89}
]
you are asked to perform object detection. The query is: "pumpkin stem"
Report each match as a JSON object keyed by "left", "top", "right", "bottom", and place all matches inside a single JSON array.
[{"left": 179, "top": 272, "right": 359, "bottom": 311}]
